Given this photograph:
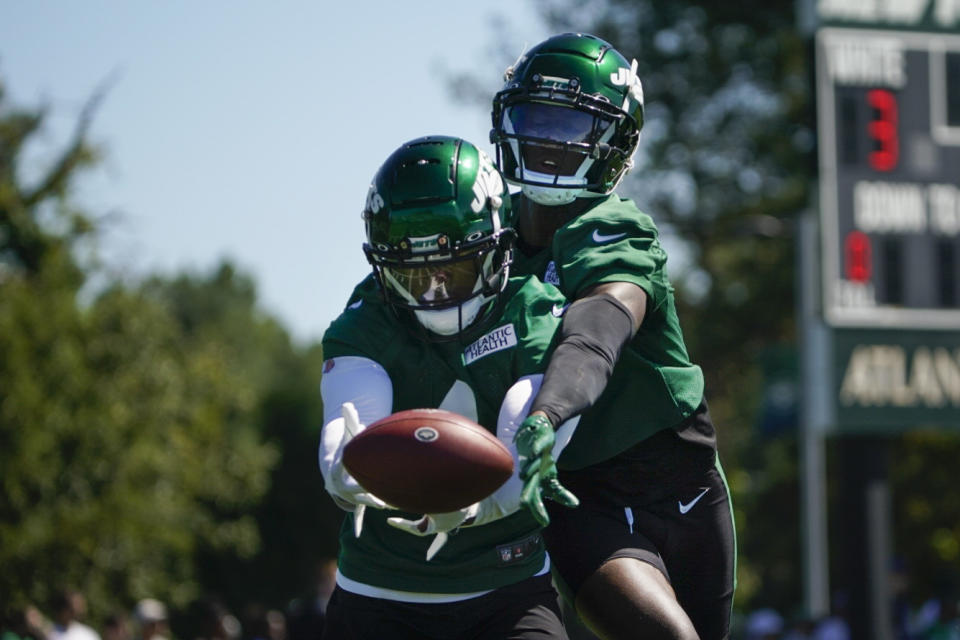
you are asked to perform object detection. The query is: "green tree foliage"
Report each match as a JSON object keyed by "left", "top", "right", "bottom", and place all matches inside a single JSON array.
[
  {"left": 0, "top": 81, "right": 98, "bottom": 280},
  {"left": 0, "top": 78, "right": 342, "bottom": 619},
  {"left": 138, "top": 264, "right": 342, "bottom": 611},
  {"left": 890, "top": 431, "right": 960, "bottom": 603},
  {"left": 0, "top": 277, "right": 278, "bottom": 610}
]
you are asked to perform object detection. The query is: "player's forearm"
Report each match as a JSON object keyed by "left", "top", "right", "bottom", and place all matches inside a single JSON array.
[
  {"left": 530, "top": 291, "right": 638, "bottom": 427},
  {"left": 318, "top": 356, "right": 393, "bottom": 501}
]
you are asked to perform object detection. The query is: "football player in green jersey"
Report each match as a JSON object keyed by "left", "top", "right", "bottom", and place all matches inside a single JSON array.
[
  {"left": 490, "top": 33, "right": 737, "bottom": 640},
  {"left": 319, "top": 136, "right": 597, "bottom": 639}
]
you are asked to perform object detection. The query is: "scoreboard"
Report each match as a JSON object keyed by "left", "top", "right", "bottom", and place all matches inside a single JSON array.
[
  {"left": 803, "top": 6, "right": 960, "bottom": 632},
  {"left": 816, "top": 28, "right": 960, "bottom": 328}
]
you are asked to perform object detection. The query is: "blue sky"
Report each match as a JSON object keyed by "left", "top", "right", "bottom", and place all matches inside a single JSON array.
[{"left": 1, "top": 1, "right": 549, "bottom": 343}]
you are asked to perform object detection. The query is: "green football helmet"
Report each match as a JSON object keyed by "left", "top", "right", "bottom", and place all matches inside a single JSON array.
[
  {"left": 491, "top": 33, "right": 645, "bottom": 205},
  {"left": 362, "top": 136, "right": 515, "bottom": 338}
]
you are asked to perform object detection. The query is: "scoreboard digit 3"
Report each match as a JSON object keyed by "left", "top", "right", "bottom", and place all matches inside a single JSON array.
[{"left": 816, "top": 28, "right": 960, "bottom": 328}]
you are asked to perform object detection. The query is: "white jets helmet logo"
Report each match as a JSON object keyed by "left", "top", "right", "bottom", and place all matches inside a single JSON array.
[
  {"left": 610, "top": 59, "right": 644, "bottom": 106},
  {"left": 471, "top": 151, "right": 505, "bottom": 222},
  {"left": 366, "top": 185, "right": 384, "bottom": 214}
]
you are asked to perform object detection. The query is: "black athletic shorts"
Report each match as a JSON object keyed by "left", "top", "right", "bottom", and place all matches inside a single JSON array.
[
  {"left": 544, "top": 401, "right": 736, "bottom": 640},
  {"left": 320, "top": 573, "right": 568, "bottom": 640}
]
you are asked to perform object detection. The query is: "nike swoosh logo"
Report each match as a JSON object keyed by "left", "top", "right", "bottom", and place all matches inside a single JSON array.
[
  {"left": 678, "top": 488, "right": 709, "bottom": 514},
  {"left": 348, "top": 299, "right": 363, "bottom": 310},
  {"left": 592, "top": 230, "right": 627, "bottom": 244},
  {"left": 551, "top": 303, "right": 570, "bottom": 317}
]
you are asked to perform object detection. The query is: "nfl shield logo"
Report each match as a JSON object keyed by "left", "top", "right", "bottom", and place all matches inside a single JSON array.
[{"left": 543, "top": 261, "right": 560, "bottom": 285}]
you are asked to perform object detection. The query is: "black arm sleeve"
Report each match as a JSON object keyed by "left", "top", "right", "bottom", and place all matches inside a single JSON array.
[{"left": 531, "top": 293, "right": 636, "bottom": 428}]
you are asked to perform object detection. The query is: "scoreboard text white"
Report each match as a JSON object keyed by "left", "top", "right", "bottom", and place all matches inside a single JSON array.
[{"left": 817, "top": 28, "right": 960, "bottom": 328}]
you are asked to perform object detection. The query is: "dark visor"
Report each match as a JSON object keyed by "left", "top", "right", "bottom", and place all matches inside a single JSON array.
[
  {"left": 384, "top": 257, "right": 481, "bottom": 305},
  {"left": 507, "top": 103, "right": 607, "bottom": 144}
]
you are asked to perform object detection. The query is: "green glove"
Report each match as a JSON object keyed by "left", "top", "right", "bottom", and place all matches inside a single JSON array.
[
  {"left": 515, "top": 414, "right": 556, "bottom": 471},
  {"left": 515, "top": 415, "right": 579, "bottom": 526}
]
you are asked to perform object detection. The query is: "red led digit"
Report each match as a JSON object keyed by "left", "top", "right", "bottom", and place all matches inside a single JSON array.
[
  {"left": 867, "top": 89, "right": 898, "bottom": 172},
  {"left": 845, "top": 231, "right": 872, "bottom": 283}
]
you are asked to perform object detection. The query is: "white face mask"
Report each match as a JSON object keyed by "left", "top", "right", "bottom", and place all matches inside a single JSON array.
[
  {"left": 517, "top": 166, "right": 589, "bottom": 206},
  {"left": 414, "top": 294, "right": 488, "bottom": 336}
]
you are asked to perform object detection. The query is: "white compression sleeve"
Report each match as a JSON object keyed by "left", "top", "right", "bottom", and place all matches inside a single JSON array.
[
  {"left": 469, "top": 374, "right": 579, "bottom": 526},
  {"left": 320, "top": 356, "right": 393, "bottom": 427}
]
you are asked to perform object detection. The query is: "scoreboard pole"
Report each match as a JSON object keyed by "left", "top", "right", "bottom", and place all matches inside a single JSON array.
[{"left": 798, "top": 211, "right": 833, "bottom": 620}]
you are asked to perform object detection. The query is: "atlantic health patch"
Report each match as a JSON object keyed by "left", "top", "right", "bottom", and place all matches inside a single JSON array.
[{"left": 463, "top": 324, "right": 517, "bottom": 365}]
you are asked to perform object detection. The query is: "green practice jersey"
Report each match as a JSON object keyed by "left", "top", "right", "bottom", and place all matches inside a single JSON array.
[
  {"left": 511, "top": 194, "right": 705, "bottom": 470},
  {"left": 322, "top": 274, "right": 568, "bottom": 594}
]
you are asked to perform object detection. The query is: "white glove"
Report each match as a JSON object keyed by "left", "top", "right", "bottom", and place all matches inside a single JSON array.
[
  {"left": 387, "top": 503, "right": 481, "bottom": 561},
  {"left": 385, "top": 473, "right": 528, "bottom": 561},
  {"left": 319, "top": 402, "right": 388, "bottom": 536}
]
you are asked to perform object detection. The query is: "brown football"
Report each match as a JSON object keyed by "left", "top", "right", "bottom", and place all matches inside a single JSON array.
[{"left": 343, "top": 408, "right": 514, "bottom": 513}]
